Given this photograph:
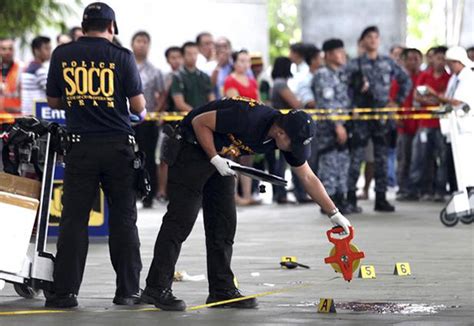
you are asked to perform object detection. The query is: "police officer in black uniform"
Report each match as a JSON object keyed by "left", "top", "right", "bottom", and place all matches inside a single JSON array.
[
  {"left": 45, "top": 2, "right": 146, "bottom": 308},
  {"left": 141, "top": 96, "right": 352, "bottom": 311}
]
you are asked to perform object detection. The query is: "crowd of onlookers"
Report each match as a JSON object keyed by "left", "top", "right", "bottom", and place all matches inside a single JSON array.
[{"left": 1, "top": 25, "right": 474, "bottom": 212}]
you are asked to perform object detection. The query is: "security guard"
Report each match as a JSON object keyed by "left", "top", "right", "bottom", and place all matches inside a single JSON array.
[
  {"left": 345, "top": 26, "right": 411, "bottom": 212},
  {"left": 45, "top": 2, "right": 146, "bottom": 308},
  {"left": 312, "top": 39, "right": 352, "bottom": 214},
  {"left": 141, "top": 96, "right": 352, "bottom": 311}
]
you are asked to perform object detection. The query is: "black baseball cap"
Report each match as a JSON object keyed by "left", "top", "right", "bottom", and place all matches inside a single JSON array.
[
  {"left": 281, "top": 110, "right": 314, "bottom": 159},
  {"left": 359, "top": 25, "right": 379, "bottom": 40},
  {"left": 82, "top": 2, "right": 119, "bottom": 35},
  {"left": 323, "top": 39, "right": 344, "bottom": 52}
]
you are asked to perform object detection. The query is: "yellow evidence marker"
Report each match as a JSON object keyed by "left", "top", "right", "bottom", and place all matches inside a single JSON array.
[
  {"left": 317, "top": 298, "right": 336, "bottom": 313},
  {"left": 394, "top": 262, "right": 412, "bottom": 276},
  {"left": 358, "top": 265, "right": 377, "bottom": 279}
]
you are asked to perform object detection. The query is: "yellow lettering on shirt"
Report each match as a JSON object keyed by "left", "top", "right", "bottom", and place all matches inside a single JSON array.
[
  {"left": 230, "top": 96, "right": 263, "bottom": 107},
  {"left": 60, "top": 61, "right": 116, "bottom": 106},
  {"left": 63, "top": 67, "right": 76, "bottom": 96}
]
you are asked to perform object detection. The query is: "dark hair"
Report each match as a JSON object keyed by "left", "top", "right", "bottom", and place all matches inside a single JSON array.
[
  {"left": 231, "top": 49, "right": 249, "bottom": 70},
  {"left": 303, "top": 44, "right": 321, "bottom": 66},
  {"left": 432, "top": 45, "right": 448, "bottom": 55},
  {"left": 165, "top": 46, "right": 182, "bottom": 58},
  {"left": 132, "top": 31, "right": 151, "bottom": 44},
  {"left": 196, "top": 32, "right": 212, "bottom": 45},
  {"left": 271, "top": 56, "right": 292, "bottom": 80},
  {"left": 401, "top": 48, "right": 422, "bottom": 60},
  {"left": 322, "top": 39, "right": 344, "bottom": 52},
  {"left": 81, "top": 19, "right": 111, "bottom": 34},
  {"left": 181, "top": 41, "right": 198, "bottom": 54},
  {"left": 467, "top": 46, "right": 474, "bottom": 52},
  {"left": 69, "top": 26, "right": 82, "bottom": 39},
  {"left": 31, "top": 36, "right": 51, "bottom": 54},
  {"left": 289, "top": 42, "right": 306, "bottom": 57},
  {"left": 390, "top": 45, "right": 404, "bottom": 54},
  {"left": 360, "top": 25, "right": 379, "bottom": 40},
  {"left": 426, "top": 46, "right": 437, "bottom": 55}
]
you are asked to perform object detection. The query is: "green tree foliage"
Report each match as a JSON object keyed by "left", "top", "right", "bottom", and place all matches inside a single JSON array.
[
  {"left": 268, "top": 0, "right": 301, "bottom": 64},
  {"left": 0, "top": 0, "right": 76, "bottom": 39},
  {"left": 407, "top": 0, "right": 445, "bottom": 52}
]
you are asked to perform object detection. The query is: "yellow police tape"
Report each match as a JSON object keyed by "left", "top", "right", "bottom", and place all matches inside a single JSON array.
[
  {"left": 0, "top": 309, "right": 67, "bottom": 316},
  {"left": 142, "top": 106, "right": 443, "bottom": 122},
  {"left": 0, "top": 106, "right": 444, "bottom": 124},
  {"left": 0, "top": 278, "right": 338, "bottom": 316}
]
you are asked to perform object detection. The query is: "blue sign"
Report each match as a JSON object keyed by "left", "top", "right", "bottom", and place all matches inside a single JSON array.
[{"left": 35, "top": 101, "right": 66, "bottom": 125}]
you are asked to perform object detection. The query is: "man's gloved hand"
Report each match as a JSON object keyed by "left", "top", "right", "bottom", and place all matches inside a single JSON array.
[
  {"left": 329, "top": 212, "right": 352, "bottom": 235},
  {"left": 210, "top": 155, "right": 236, "bottom": 176}
]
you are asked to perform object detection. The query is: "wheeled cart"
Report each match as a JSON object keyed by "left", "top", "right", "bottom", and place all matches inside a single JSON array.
[
  {"left": 439, "top": 104, "right": 474, "bottom": 226},
  {"left": 0, "top": 118, "right": 64, "bottom": 298}
]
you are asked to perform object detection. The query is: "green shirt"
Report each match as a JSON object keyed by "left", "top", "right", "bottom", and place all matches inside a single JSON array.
[{"left": 170, "top": 66, "right": 211, "bottom": 109}]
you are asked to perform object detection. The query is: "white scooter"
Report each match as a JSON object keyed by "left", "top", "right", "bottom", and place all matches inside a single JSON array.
[{"left": 439, "top": 104, "right": 474, "bottom": 226}]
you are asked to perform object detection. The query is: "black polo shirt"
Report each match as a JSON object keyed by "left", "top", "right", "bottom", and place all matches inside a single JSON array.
[
  {"left": 46, "top": 37, "right": 143, "bottom": 135},
  {"left": 181, "top": 96, "right": 309, "bottom": 167}
]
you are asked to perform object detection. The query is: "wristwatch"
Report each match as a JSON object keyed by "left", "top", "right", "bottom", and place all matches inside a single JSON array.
[{"left": 327, "top": 207, "right": 339, "bottom": 218}]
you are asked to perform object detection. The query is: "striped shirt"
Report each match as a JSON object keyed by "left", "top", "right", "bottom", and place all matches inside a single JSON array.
[{"left": 21, "top": 61, "right": 48, "bottom": 115}]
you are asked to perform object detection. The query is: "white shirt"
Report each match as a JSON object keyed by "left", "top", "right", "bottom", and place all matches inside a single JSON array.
[
  {"left": 288, "top": 61, "right": 310, "bottom": 102},
  {"left": 445, "top": 66, "right": 474, "bottom": 111},
  {"left": 196, "top": 53, "right": 217, "bottom": 77}
]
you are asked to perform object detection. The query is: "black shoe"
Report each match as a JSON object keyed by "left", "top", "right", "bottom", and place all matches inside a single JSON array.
[
  {"left": 276, "top": 197, "right": 296, "bottom": 204},
  {"left": 345, "top": 203, "right": 362, "bottom": 214},
  {"left": 45, "top": 293, "right": 78, "bottom": 308},
  {"left": 374, "top": 192, "right": 395, "bottom": 212},
  {"left": 296, "top": 197, "right": 313, "bottom": 204},
  {"left": 141, "top": 287, "right": 186, "bottom": 311},
  {"left": 347, "top": 191, "right": 363, "bottom": 214},
  {"left": 113, "top": 293, "right": 142, "bottom": 305},
  {"left": 206, "top": 288, "right": 258, "bottom": 309},
  {"left": 142, "top": 198, "right": 153, "bottom": 208},
  {"left": 331, "top": 193, "right": 353, "bottom": 215},
  {"left": 339, "top": 198, "right": 354, "bottom": 215},
  {"left": 396, "top": 192, "right": 419, "bottom": 202}
]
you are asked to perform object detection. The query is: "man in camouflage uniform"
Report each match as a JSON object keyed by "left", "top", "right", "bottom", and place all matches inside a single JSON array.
[
  {"left": 345, "top": 26, "right": 411, "bottom": 212},
  {"left": 312, "top": 39, "right": 353, "bottom": 214}
]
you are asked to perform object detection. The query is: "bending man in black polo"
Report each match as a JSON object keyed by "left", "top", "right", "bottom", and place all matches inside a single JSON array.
[{"left": 142, "top": 96, "right": 352, "bottom": 311}]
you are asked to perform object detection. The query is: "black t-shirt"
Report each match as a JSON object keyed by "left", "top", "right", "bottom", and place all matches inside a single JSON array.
[
  {"left": 181, "top": 96, "right": 309, "bottom": 167},
  {"left": 46, "top": 37, "right": 143, "bottom": 135}
]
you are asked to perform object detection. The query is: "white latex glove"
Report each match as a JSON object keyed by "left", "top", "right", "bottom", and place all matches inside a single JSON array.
[
  {"left": 329, "top": 212, "right": 352, "bottom": 235},
  {"left": 210, "top": 155, "right": 236, "bottom": 176}
]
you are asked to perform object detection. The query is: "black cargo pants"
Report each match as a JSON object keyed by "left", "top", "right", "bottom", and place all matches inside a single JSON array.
[
  {"left": 53, "top": 135, "right": 142, "bottom": 297},
  {"left": 146, "top": 141, "right": 236, "bottom": 293}
]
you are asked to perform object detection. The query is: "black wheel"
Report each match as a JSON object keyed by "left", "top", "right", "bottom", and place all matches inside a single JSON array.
[
  {"left": 460, "top": 214, "right": 473, "bottom": 224},
  {"left": 13, "top": 283, "right": 39, "bottom": 299},
  {"left": 440, "top": 208, "right": 459, "bottom": 227}
]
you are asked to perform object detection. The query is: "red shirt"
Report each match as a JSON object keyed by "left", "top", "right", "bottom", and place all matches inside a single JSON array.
[
  {"left": 415, "top": 68, "right": 451, "bottom": 128},
  {"left": 390, "top": 71, "right": 421, "bottom": 135},
  {"left": 223, "top": 75, "right": 259, "bottom": 100}
]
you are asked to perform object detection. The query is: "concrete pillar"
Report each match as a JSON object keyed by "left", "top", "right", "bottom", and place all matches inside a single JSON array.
[{"left": 300, "top": 0, "right": 407, "bottom": 56}]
